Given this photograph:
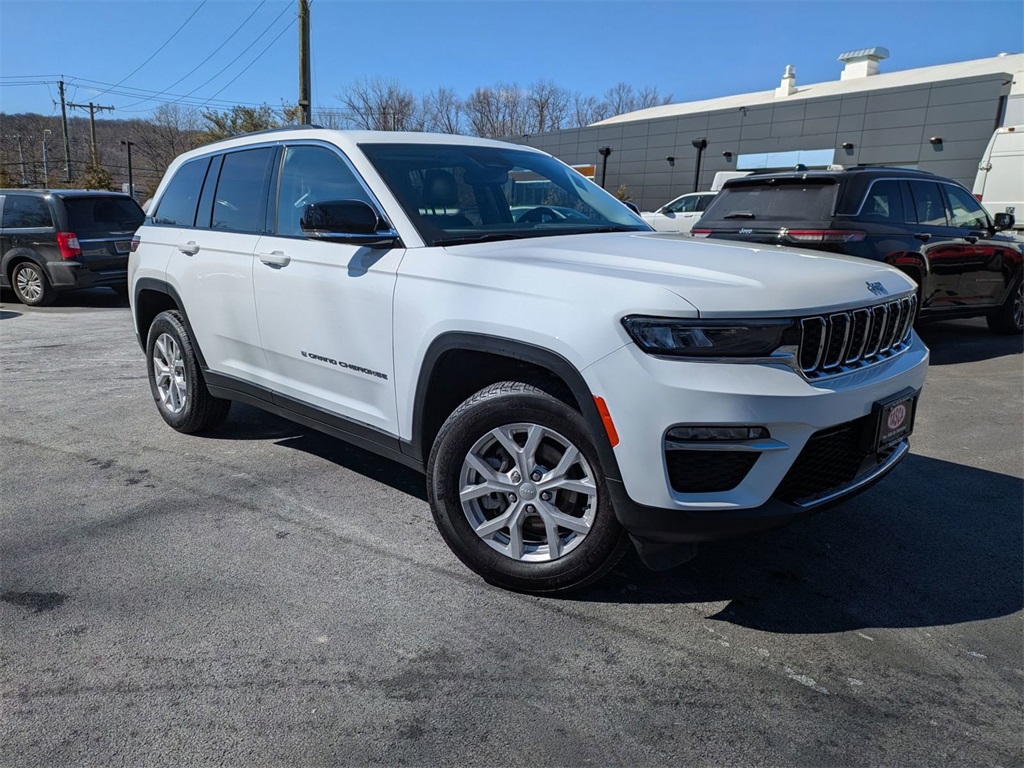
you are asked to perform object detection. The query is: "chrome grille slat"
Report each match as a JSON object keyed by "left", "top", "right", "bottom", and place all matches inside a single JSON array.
[{"left": 797, "top": 296, "right": 914, "bottom": 380}]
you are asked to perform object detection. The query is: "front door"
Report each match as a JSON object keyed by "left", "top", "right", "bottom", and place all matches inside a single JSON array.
[
  {"left": 941, "top": 183, "right": 1010, "bottom": 308},
  {"left": 252, "top": 143, "right": 403, "bottom": 435}
]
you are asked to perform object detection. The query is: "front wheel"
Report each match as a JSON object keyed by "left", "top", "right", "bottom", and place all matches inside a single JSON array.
[
  {"left": 427, "top": 381, "right": 628, "bottom": 593},
  {"left": 987, "top": 277, "right": 1023, "bottom": 334},
  {"left": 146, "top": 310, "right": 231, "bottom": 433}
]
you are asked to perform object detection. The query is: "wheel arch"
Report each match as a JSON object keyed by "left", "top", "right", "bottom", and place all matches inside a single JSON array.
[
  {"left": 133, "top": 277, "right": 208, "bottom": 367},
  {"left": 3, "top": 248, "right": 46, "bottom": 284},
  {"left": 409, "top": 333, "right": 622, "bottom": 482}
]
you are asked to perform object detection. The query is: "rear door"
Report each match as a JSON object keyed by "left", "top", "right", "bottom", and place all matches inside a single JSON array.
[
  {"left": 648, "top": 194, "right": 701, "bottom": 233},
  {"left": 61, "top": 196, "right": 144, "bottom": 277},
  {"left": 0, "top": 194, "right": 57, "bottom": 280},
  {"left": 694, "top": 178, "right": 840, "bottom": 244}
]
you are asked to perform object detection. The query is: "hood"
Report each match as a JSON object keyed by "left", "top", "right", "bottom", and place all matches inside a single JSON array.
[{"left": 442, "top": 231, "right": 916, "bottom": 318}]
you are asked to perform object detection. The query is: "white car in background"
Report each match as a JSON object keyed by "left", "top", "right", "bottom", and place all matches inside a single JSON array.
[{"left": 640, "top": 191, "right": 717, "bottom": 233}]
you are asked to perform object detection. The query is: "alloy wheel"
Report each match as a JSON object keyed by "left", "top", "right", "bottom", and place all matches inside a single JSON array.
[
  {"left": 152, "top": 333, "right": 188, "bottom": 414},
  {"left": 458, "top": 422, "right": 597, "bottom": 562},
  {"left": 15, "top": 266, "right": 43, "bottom": 303}
]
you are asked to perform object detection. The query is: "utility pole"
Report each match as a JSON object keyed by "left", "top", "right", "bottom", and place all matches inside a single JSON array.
[
  {"left": 68, "top": 101, "right": 115, "bottom": 164},
  {"left": 14, "top": 134, "right": 27, "bottom": 186},
  {"left": 298, "top": 0, "right": 311, "bottom": 124},
  {"left": 58, "top": 80, "right": 72, "bottom": 182},
  {"left": 42, "top": 129, "right": 51, "bottom": 186},
  {"left": 121, "top": 140, "right": 134, "bottom": 199}
]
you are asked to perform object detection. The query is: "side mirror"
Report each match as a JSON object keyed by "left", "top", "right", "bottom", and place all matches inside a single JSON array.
[
  {"left": 301, "top": 200, "right": 400, "bottom": 248},
  {"left": 623, "top": 201, "right": 640, "bottom": 215},
  {"left": 993, "top": 212, "right": 1016, "bottom": 231}
]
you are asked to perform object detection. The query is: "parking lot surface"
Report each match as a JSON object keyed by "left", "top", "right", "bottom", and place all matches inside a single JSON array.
[{"left": 1, "top": 289, "right": 1021, "bottom": 767}]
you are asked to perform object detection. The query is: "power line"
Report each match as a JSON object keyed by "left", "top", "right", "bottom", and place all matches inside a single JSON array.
[
  {"left": 135, "top": 0, "right": 294, "bottom": 113},
  {"left": 91, "top": 0, "right": 209, "bottom": 99},
  {"left": 202, "top": 15, "right": 296, "bottom": 107},
  {"left": 117, "top": 0, "right": 268, "bottom": 110}
]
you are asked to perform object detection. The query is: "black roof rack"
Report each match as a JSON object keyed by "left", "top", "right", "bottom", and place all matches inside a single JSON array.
[{"left": 199, "top": 124, "right": 326, "bottom": 148}]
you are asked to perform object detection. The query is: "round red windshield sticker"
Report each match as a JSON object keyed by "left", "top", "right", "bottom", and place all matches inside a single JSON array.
[{"left": 887, "top": 404, "right": 907, "bottom": 431}]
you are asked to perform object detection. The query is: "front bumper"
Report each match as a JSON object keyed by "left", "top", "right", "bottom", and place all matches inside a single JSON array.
[{"left": 585, "top": 333, "right": 929, "bottom": 542}]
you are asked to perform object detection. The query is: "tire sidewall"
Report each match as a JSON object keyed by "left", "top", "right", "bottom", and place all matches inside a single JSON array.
[{"left": 428, "top": 386, "right": 624, "bottom": 592}]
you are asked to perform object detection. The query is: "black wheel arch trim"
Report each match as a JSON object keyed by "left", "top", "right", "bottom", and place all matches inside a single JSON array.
[
  {"left": 2, "top": 248, "right": 47, "bottom": 282},
  {"left": 133, "top": 277, "right": 209, "bottom": 369},
  {"left": 408, "top": 332, "right": 623, "bottom": 482}
]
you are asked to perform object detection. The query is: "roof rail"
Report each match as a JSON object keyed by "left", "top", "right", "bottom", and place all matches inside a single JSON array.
[{"left": 200, "top": 124, "right": 326, "bottom": 148}]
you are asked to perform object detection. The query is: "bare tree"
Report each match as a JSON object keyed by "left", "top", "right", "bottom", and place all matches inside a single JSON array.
[
  {"left": 422, "top": 87, "right": 464, "bottom": 134},
  {"left": 528, "top": 80, "right": 571, "bottom": 133},
  {"left": 602, "top": 82, "right": 673, "bottom": 118},
  {"left": 464, "top": 83, "right": 531, "bottom": 139},
  {"left": 339, "top": 77, "right": 423, "bottom": 131},
  {"left": 570, "top": 93, "right": 611, "bottom": 127}
]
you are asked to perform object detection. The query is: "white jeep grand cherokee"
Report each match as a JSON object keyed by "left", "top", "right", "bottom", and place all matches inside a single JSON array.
[{"left": 129, "top": 128, "right": 928, "bottom": 593}]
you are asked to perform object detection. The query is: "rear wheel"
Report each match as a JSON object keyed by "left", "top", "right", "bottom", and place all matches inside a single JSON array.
[
  {"left": 11, "top": 261, "right": 55, "bottom": 306},
  {"left": 146, "top": 310, "right": 231, "bottom": 433},
  {"left": 987, "top": 277, "right": 1023, "bottom": 334},
  {"left": 427, "top": 380, "right": 628, "bottom": 593}
]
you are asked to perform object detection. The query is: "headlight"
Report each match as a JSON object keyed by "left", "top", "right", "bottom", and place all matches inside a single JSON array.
[{"left": 621, "top": 316, "right": 799, "bottom": 357}]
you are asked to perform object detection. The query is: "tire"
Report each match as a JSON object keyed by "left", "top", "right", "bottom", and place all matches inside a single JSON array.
[
  {"left": 987, "top": 276, "right": 1023, "bottom": 335},
  {"left": 10, "top": 261, "right": 56, "bottom": 306},
  {"left": 427, "top": 380, "right": 628, "bottom": 593},
  {"left": 146, "top": 310, "right": 231, "bottom": 434}
]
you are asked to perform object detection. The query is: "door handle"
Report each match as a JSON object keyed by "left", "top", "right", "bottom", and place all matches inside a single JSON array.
[
  {"left": 178, "top": 241, "right": 200, "bottom": 256},
  {"left": 258, "top": 250, "right": 290, "bottom": 268},
  {"left": 913, "top": 233, "right": 931, "bottom": 243}
]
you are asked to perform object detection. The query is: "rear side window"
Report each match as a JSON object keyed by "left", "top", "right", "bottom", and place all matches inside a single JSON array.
[
  {"left": 2, "top": 195, "right": 53, "bottom": 228},
  {"left": 702, "top": 182, "right": 837, "bottom": 222},
  {"left": 154, "top": 158, "right": 211, "bottom": 227},
  {"left": 212, "top": 147, "right": 275, "bottom": 233},
  {"left": 64, "top": 197, "right": 144, "bottom": 236},
  {"left": 907, "top": 181, "right": 948, "bottom": 227},
  {"left": 858, "top": 180, "right": 905, "bottom": 223}
]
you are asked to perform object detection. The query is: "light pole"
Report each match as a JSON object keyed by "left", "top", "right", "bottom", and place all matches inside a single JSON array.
[
  {"left": 691, "top": 137, "right": 707, "bottom": 193},
  {"left": 120, "top": 139, "right": 134, "bottom": 199},
  {"left": 42, "top": 129, "right": 51, "bottom": 186},
  {"left": 598, "top": 146, "right": 612, "bottom": 189}
]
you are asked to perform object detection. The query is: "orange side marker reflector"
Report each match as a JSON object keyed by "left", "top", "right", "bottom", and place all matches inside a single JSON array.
[{"left": 593, "top": 396, "right": 620, "bottom": 448}]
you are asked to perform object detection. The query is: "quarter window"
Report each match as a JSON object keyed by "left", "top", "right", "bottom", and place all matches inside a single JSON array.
[
  {"left": 907, "top": 181, "right": 948, "bottom": 227},
  {"left": 2, "top": 195, "right": 53, "bottom": 228},
  {"left": 943, "top": 185, "right": 989, "bottom": 230},
  {"left": 212, "top": 148, "right": 275, "bottom": 233},
  {"left": 275, "top": 145, "right": 374, "bottom": 237},
  {"left": 153, "top": 158, "right": 210, "bottom": 227}
]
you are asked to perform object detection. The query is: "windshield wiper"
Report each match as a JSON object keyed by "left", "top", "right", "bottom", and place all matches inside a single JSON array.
[
  {"left": 723, "top": 212, "right": 756, "bottom": 219},
  {"left": 433, "top": 232, "right": 538, "bottom": 246}
]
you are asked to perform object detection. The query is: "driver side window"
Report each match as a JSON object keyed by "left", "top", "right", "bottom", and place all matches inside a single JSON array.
[
  {"left": 276, "top": 145, "right": 374, "bottom": 237},
  {"left": 944, "top": 184, "right": 990, "bottom": 231},
  {"left": 666, "top": 196, "right": 697, "bottom": 214}
]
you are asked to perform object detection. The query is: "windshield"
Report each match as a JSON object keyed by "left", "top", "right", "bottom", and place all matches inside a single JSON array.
[{"left": 358, "top": 143, "right": 649, "bottom": 246}]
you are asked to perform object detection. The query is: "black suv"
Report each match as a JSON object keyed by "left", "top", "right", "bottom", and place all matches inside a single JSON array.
[
  {"left": 0, "top": 189, "right": 145, "bottom": 306},
  {"left": 692, "top": 167, "right": 1022, "bottom": 333}
]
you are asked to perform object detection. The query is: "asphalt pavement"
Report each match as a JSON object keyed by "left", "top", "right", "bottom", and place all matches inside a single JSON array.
[{"left": 1, "top": 288, "right": 1021, "bottom": 767}]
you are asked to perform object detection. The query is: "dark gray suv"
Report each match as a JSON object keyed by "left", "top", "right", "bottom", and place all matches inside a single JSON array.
[{"left": 0, "top": 189, "right": 145, "bottom": 306}]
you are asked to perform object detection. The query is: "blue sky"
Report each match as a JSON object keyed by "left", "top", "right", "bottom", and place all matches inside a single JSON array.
[{"left": 1, "top": 0, "right": 1022, "bottom": 118}]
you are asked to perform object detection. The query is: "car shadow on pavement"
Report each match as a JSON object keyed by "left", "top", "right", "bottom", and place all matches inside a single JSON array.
[
  {"left": 211, "top": 403, "right": 429, "bottom": 501},
  {"left": 0, "top": 287, "right": 128, "bottom": 310},
  {"left": 570, "top": 454, "right": 1023, "bottom": 633},
  {"left": 916, "top": 319, "right": 1022, "bottom": 365}
]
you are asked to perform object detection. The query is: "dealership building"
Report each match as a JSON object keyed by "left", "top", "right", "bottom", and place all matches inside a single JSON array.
[{"left": 517, "top": 50, "right": 1024, "bottom": 212}]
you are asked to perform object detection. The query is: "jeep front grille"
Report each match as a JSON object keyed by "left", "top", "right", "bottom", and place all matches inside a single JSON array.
[{"left": 798, "top": 295, "right": 916, "bottom": 378}]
